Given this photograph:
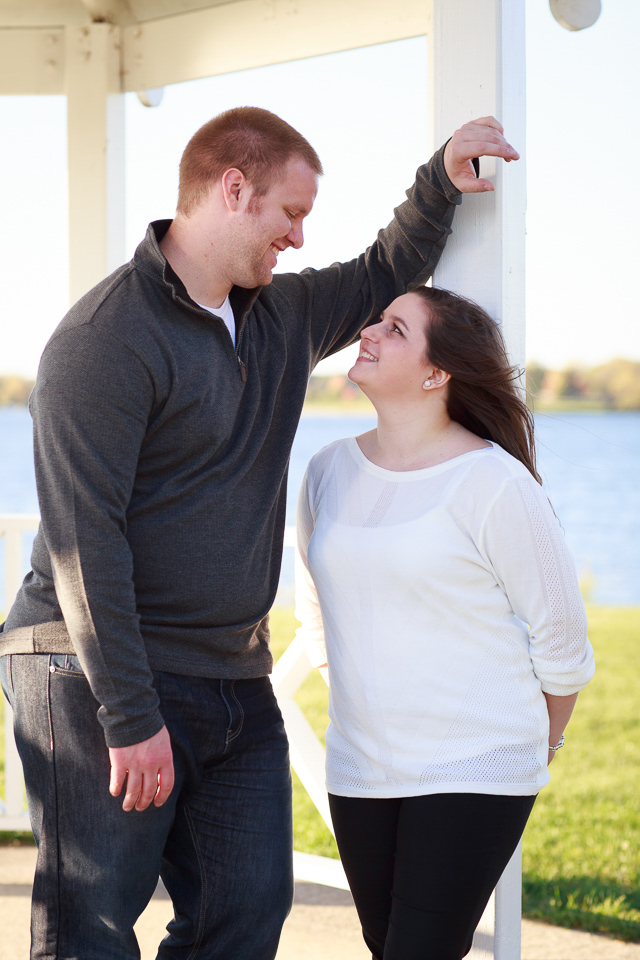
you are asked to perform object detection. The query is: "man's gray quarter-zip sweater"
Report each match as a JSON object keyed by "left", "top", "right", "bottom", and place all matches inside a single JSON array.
[{"left": 1, "top": 146, "right": 461, "bottom": 747}]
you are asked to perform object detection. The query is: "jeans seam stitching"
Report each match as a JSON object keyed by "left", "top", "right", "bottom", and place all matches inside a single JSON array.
[
  {"left": 183, "top": 803, "right": 208, "bottom": 959},
  {"left": 48, "top": 670, "right": 86, "bottom": 678},
  {"left": 46, "top": 657, "right": 54, "bottom": 752},
  {"left": 47, "top": 655, "right": 62, "bottom": 959},
  {"left": 219, "top": 680, "right": 233, "bottom": 751},
  {"left": 220, "top": 679, "right": 243, "bottom": 749},
  {"left": 226, "top": 680, "right": 245, "bottom": 744}
]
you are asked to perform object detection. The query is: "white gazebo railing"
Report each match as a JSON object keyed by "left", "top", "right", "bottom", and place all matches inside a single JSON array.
[
  {"left": 0, "top": 514, "right": 522, "bottom": 956},
  {"left": 0, "top": 514, "right": 39, "bottom": 831},
  {"left": 271, "top": 525, "right": 349, "bottom": 889}
]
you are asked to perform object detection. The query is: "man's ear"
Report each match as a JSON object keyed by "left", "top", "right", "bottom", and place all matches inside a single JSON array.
[{"left": 221, "top": 168, "right": 247, "bottom": 212}]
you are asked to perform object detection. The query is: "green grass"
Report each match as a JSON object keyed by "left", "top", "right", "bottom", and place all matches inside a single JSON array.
[
  {"left": 270, "top": 605, "right": 640, "bottom": 941},
  {"left": 521, "top": 606, "right": 640, "bottom": 940}
]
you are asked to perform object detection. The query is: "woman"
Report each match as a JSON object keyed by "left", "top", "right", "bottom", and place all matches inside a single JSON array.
[{"left": 295, "top": 286, "right": 595, "bottom": 960}]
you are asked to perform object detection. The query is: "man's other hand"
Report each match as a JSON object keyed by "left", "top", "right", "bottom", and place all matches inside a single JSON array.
[
  {"left": 444, "top": 116, "right": 519, "bottom": 194},
  {"left": 109, "top": 725, "right": 175, "bottom": 812}
]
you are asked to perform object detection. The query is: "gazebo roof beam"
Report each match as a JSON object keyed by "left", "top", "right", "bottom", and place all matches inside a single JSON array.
[
  {"left": 0, "top": 28, "right": 64, "bottom": 94},
  {"left": 122, "top": 0, "right": 427, "bottom": 92},
  {"left": 79, "top": 0, "right": 137, "bottom": 24},
  {"left": 0, "top": 1, "right": 89, "bottom": 27},
  {"left": 0, "top": 1, "right": 236, "bottom": 28}
]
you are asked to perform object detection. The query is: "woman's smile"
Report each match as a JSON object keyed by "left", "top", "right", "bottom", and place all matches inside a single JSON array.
[{"left": 358, "top": 346, "right": 378, "bottom": 362}]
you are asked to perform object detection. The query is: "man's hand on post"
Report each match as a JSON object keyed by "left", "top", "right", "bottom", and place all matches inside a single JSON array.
[
  {"left": 444, "top": 116, "right": 520, "bottom": 194},
  {"left": 109, "top": 724, "right": 175, "bottom": 812}
]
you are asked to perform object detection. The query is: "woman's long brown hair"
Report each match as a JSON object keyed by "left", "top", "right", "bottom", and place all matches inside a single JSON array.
[{"left": 410, "top": 285, "right": 541, "bottom": 483}]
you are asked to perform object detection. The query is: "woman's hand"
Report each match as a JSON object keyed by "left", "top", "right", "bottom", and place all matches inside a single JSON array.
[{"left": 443, "top": 116, "right": 520, "bottom": 193}]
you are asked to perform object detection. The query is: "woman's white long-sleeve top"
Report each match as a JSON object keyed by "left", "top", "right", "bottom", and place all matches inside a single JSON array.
[{"left": 295, "top": 438, "right": 595, "bottom": 799}]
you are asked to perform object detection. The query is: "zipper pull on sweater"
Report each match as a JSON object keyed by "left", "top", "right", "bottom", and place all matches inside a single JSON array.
[{"left": 238, "top": 358, "right": 247, "bottom": 382}]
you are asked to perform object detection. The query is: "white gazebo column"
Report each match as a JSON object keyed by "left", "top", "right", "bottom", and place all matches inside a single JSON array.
[
  {"left": 428, "top": 0, "right": 527, "bottom": 371},
  {"left": 65, "top": 23, "right": 126, "bottom": 305},
  {"left": 427, "top": 2, "right": 526, "bottom": 959}
]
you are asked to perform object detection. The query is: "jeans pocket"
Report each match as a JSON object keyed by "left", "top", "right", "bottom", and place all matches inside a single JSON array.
[{"left": 50, "top": 653, "right": 86, "bottom": 677}]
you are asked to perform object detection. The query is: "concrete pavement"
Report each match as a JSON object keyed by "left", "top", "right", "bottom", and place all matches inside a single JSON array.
[{"left": 2, "top": 845, "right": 639, "bottom": 959}]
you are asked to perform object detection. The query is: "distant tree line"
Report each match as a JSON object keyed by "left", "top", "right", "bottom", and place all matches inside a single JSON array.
[
  {"left": 304, "top": 374, "right": 371, "bottom": 408},
  {"left": 2, "top": 361, "right": 639, "bottom": 410},
  {"left": 303, "top": 359, "right": 640, "bottom": 411},
  {"left": 0, "top": 375, "right": 35, "bottom": 407},
  {"left": 526, "top": 358, "right": 640, "bottom": 410}
]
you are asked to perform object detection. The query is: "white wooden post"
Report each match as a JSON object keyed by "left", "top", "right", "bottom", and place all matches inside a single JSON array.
[
  {"left": 65, "top": 23, "right": 126, "bottom": 305},
  {"left": 428, "top": 0, "right": 527, "bottom": 370},
  {"left": 495, "top": 841, "right": 524, "bottom": 959},
  {"left": 428, "top": 2, "right": 526, "bottom": 956}
]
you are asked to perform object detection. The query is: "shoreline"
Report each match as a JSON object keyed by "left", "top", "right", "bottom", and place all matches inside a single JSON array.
[
  {"left": 301, "top": 403, "right": 634, "bottom": 418},
  {"left": 0, "top": 403, "right": 637, "bottom": 416}
]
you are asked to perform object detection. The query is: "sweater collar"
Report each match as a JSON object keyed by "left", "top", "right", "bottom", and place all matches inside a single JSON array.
[{"left": 134, "top": 220, "right": 261, "bottom": 324}]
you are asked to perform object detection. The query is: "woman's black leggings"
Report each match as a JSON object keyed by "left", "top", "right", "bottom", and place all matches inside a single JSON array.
[{"left": 329, "top": 792, "right": 536, "bottom": 960}]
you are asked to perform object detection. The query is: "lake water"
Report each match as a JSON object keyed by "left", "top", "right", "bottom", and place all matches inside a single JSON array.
[{"left": 1, "top": 406, "right": 639, "bottom": 608}]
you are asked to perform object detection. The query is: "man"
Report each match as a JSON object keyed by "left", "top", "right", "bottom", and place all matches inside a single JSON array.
[{"left": 0, "top": 107, "right": 518, "bottom": 959}]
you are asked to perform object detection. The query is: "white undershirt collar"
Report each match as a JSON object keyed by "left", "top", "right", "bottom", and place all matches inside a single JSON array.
[{"left": 195, "top": 295, "right": 236, "bottom": 346}]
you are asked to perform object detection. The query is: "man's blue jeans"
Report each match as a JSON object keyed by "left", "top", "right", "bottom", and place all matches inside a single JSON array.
[{"left": 0, "top": 653, "right": 294, "bottom": 959}]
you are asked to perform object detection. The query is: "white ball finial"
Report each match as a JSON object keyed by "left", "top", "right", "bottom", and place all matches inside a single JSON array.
[
  {"left": 549, "top": 0, "right": 602, "bottom": 31},
  {"left": 137, "top": 88, "right": 165, "bottom": 108}
]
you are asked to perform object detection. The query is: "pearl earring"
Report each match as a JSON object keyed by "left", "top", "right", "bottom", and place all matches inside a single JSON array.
[{"left": 422, "top": 379, "right": 432, "bottom": 389}]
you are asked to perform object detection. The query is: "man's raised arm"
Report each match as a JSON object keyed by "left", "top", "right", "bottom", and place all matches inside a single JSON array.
[{"left": 274, "top": 115, "right": 520, "bottom": 369}]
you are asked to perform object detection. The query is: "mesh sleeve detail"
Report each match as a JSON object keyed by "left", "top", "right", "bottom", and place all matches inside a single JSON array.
[{"left": 479, "top": 477, "right": 595, "bottom": 695}]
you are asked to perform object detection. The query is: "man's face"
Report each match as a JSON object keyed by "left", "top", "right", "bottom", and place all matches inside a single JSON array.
[{"left": 228, "top": 157, "right": 318, "bottom": 288}]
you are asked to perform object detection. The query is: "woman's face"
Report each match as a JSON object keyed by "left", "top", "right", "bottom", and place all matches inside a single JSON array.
[{"left": 348, "top": 293, "right": 431, "bottom": 397}]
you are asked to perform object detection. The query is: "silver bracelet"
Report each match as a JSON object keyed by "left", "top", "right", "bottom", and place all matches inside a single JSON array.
[{"left": 549, "top": 734, "right": 565, "bottom": 751}]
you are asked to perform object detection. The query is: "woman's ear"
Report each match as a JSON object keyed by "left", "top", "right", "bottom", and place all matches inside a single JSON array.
[
  {"left": 431, "top": 368, "right": 451, "bottom": 388},
  {"left": 422, "top": 368, "right": 451, "bottom": 390}
]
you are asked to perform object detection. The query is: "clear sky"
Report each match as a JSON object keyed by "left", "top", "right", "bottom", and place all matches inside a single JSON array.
[{"left": 0, "top": 0, "right": 638, "bottom": 378}]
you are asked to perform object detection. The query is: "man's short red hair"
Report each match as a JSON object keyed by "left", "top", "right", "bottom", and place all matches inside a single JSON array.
[{"left": 177, "top": 106, "right": 323, "bottom": 217}]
